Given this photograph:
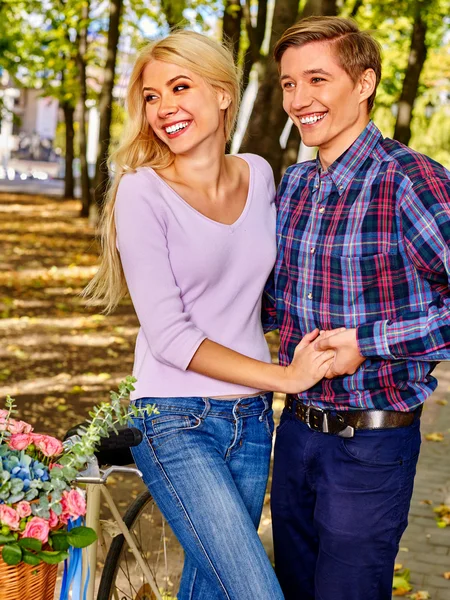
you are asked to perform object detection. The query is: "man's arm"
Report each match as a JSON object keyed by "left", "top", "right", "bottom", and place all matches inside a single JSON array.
[
  {"left": 357, "top": 177, "right": 450, "bottom": 362},
  {"left": 317, "top": 176, "right": 450, "bottom": 373}
]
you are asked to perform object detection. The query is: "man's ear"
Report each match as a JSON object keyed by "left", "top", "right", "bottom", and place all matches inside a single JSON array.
[{"left": 359, "top": 68, "right": 376, "bottom": 105}]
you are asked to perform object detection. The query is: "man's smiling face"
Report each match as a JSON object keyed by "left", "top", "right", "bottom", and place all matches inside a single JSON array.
[{"left": 280, "top": 41, "right": 373, "bottom": 167}]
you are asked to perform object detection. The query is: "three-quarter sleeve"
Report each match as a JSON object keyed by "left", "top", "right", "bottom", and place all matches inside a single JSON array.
[{"left": 115, "top": 172, "right": 207, "bottom": 370}]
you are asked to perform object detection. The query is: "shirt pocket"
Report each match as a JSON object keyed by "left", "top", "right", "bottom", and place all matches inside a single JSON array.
[{"left": 324, "top": 252, "right": 406, "bottom": 328}]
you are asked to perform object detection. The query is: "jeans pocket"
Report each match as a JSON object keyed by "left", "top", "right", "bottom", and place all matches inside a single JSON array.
[
  {"left": 145, "top": 412, "right": 202, "bottom": 447},
  {"left": 340, "top": 424, "right": 421, "bottom": 468}
]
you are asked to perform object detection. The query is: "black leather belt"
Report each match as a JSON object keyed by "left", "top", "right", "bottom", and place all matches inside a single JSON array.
[{"left": 285, "top": 395, "right": 422, "bottom": 438}]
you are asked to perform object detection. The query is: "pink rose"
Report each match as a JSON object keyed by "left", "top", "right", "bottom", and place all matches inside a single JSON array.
[
  {"left": 0, "top": 505, "right": 20, "bottom": 530},
  {"left": 15, "top": 501, "right": 32, "bottom": 519},
  {"left": 32, "top": 434, "right": 63, "bottom": 457},
  {"left": 61, "top": 489, "right": 86, "bottom": 518},
  {"left": 48, "top": 510, "right": 59, "bottom": 528},
  {"left": 6, "top": 418, "right": 33, "bottom": 435},
  {"left": 59, "top": 511, "right": 70, "bottom": 525},
  {"left": 8, "top": 433, "right": 33, "bottom": 451},
  {"left": 0, "top": 410, "right": 8, "bottom": 418},
  {"left": 22, "top": 517, "right": 50, "bottom": 543}
]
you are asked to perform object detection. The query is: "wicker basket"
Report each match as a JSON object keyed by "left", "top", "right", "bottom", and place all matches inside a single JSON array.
[{"left": 0, "top": 553, "right": 58, "bottom": 600}]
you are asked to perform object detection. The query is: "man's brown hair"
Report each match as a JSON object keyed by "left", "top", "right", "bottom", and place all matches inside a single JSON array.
[{"left": 274, "top": 16, "right": 382, "bottom": 112}]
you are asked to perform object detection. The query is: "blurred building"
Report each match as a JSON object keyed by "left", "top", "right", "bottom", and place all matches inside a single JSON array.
[{"left": 0, "top": 70, "right": 60, "bottom": 166}]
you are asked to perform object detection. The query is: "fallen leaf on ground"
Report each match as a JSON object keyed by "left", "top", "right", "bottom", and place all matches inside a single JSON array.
[
  {"left": 408, "top": 592, "right": 430, "bottom": 600},
  {"left": 433, "top": 504, "right": 450, "bottom": 527},
  {"left": 394, "top": 563, "right": 403, "bottom": 571},
  {"left": 436, "top": 399, "right": 448, "bottom": 406},
  {"left": 425, "top": 432, "right": 444, "bottom": 442},
  {"left": 392, "top": 569, "right": 412, "bottom": 595},
  {"left": 420, "top": 499, "right": 433, "bottom": 505},
  {"left": 443, "top": 572, "right": 450, "bottom": 580}
]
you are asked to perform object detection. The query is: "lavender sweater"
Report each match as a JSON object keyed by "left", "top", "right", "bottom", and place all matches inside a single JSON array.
[{"left": 115, "top": 154, "right": 276, "bottom": 399}]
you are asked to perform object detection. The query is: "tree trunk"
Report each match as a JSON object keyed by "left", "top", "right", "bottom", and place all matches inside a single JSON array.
[
  {"left": 302, "top": 0, "right": 337, "bottom": 17},
  {"left": 350, "top": 0, "right": 363, "bottom": 18},
  {"left": 241, "top": 0, "right": 268, "bottom": 94},
  {"left": 238, "top": 0, "right": 299, "bottom": 178},
  {"left": 222, "top": 0, "right": 242, "bottom": 63},
  {"left": 77, "top": 0, "right": 91, "bottom": 217},
  {"left": 62, "top": 102, "right": 75, "bottom": 199},
  {"left": 393, "top": 1, "right": 427, "bottom": 146},
  {"left": 93, "top": 0, "right": 123, "bottom": 215},
  {"left": 240, "top": 0, "right": 338, "bottom": 180},
  {"left": 278, "top": 0, "right": 338, "bottom": 169}
]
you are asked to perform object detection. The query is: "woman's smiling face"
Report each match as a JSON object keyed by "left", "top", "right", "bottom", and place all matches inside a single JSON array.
[{"left": 142, "top": 60, "right": 230, "bottom": 155}]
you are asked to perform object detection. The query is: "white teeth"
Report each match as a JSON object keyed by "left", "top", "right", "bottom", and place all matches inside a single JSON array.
[
  {"left": 165, "top": 122, "right": 189, "bottom": 134},
  {"left": 300, "top": 113, "right": 326, "bottom": 125}
]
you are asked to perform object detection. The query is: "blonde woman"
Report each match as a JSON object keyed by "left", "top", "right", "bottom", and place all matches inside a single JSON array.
[{"left": 85, "top": 31, "right": 333, "bottom": 600}]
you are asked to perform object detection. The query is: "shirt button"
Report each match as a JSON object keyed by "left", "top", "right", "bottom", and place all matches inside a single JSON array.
[
  {"left": 318, "top": 206, "right": 325, "bottom": 214},
  {"left": 307, "top": 292, "right": 313, "bottom": 300},
  {"left": 310, "top": 247, "right": 316, "bottom": 254}
]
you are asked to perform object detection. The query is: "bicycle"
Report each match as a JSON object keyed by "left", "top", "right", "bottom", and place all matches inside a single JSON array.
[{"left": 65, "top": 423, "right": 184, "bottom": 600}]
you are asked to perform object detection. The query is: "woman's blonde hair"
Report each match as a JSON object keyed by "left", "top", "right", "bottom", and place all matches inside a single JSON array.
[{"left": 84, "top": 30, "right": 241, "bottom": 312}]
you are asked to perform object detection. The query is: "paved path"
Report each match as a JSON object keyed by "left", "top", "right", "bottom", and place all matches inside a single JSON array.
[{"left": 393, "top": 363, "right": 450, "bottom": 599}]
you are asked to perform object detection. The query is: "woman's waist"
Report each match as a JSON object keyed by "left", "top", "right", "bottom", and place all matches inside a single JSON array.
[{"left": 131, "top": 392, "right": 273, "bottom": 417}]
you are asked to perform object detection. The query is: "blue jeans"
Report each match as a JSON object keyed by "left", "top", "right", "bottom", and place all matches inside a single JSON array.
[
  {"left": 130, "top": 394, "right": 284, "bottom": 600},
  {"left": 271, "top": 409, "right": 421, "bottom": 600}
]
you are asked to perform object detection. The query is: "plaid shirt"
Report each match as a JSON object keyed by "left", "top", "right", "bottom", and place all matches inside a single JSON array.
[{"left": 263, "top": 121, "right": 450, "bottom": 411}]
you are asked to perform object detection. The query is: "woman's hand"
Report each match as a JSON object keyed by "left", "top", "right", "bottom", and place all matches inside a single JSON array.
[{"left": 283, "top": 329, "right": 336, "bottom": 394}]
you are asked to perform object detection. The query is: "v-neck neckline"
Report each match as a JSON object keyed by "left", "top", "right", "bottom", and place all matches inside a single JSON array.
[{"left": 145, "top": 154, "right": 254, "bottom": 230}]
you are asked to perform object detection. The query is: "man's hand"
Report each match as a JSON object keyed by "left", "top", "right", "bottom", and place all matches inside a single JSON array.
[{"left": 314, "top": 328, "right": 365, "bottom": 378}]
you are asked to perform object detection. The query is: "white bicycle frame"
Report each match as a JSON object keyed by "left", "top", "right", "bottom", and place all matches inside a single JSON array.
[{"left": 74, "top": 466, "right": 164, "bottom": 600}]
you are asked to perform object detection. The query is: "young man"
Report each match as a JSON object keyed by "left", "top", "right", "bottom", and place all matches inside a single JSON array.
[{"left": 265, "top": 16, "right": 450, "bottom": 600}]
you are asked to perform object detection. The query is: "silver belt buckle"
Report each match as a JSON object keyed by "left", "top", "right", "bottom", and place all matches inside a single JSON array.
[
  {"left": 306, "top": 406, "right": 355, "bottom": 438},
  {"left": 306, "top": 405, "right": 329, "bottom": 433}
]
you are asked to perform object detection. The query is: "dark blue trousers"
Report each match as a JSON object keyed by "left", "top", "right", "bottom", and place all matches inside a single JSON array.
[{"left": 271, "top": 409, "right": 421, "bottom": 600}]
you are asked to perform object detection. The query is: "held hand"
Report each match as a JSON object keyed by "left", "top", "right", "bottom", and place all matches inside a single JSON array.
[
  {"left": 284, "top": 329, "right": 335, "bottom": 393},
  {"left": 314, "top": 328, "right": 365, "bottom": 378}
]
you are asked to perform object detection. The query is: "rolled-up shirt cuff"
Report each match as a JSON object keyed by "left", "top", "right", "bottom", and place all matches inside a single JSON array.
[{"left": 357, "top": 320, "right": 393, "bottom": 359}]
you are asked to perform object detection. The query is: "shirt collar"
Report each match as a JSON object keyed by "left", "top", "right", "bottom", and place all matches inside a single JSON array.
[{"left": 315, "top": 121, "right": 383, "bottom": 196}]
